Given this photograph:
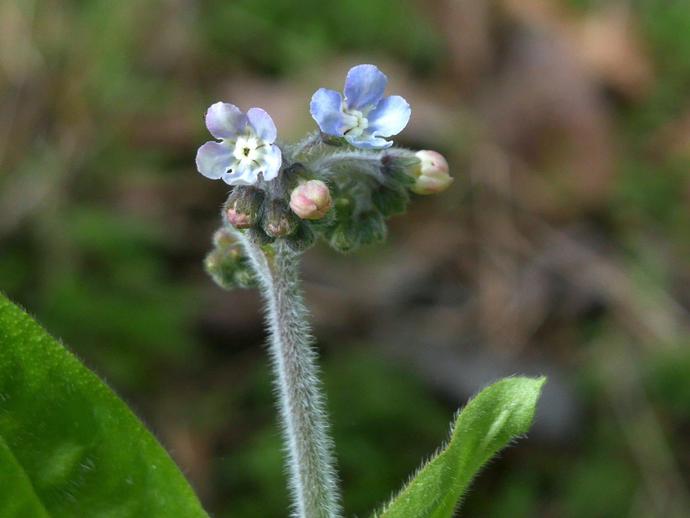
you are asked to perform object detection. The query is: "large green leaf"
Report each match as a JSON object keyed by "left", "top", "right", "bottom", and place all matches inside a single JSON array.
[
  {"left": 0, "top": 294, "right": 208, "bottom": 517},
  {"left": 374, "top": 376, "right": 546, "bottom": 518}
]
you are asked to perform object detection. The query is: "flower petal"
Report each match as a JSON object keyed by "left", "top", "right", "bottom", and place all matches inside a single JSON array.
[
  {"left": 310, "top": 88, "right": 345, "bottom": 136},
  {"left": 247, "top": 107, "right": 277, "bottom": 143},
  {"left": 222, "top": 161, "right": 259, "bottom": 186},
  {"left": 368, "top": 95, "right": 411, "bottom": 137},
  {"left": 205, "top": 102, "right": 247, "bottom": 139},
  {"left": 344, "top": 133, "right": 393, "bottom": 149},
  {"left": 195, "top": 141, "right": 233, "bottom": 179},
  {"left": 344, "top": 64, "right": 387, "bottom": 111},
  {"left": 260, "top": 144, "right": 282, "bottom": 181}
]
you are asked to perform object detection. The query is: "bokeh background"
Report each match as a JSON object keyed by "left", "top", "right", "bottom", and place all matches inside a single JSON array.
[{"left": 2, "top": 0, "right": 690, "bottom": 516}]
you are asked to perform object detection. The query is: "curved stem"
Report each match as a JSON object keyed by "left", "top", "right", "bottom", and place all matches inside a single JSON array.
[{"left": 235, "top": 231, "right": 342, "bottom": 518}]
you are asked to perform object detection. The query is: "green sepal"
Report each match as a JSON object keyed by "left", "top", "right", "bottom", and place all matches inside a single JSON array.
[
  {"left": 357, "top": 211, "right": 387, "bottom": 245},
  {"left": 327, "top": 220, "right": 361, "bottom": 253},
  {"left": 284, "top": 222, "right": 316, "bottom": 253},
  {"left": 372, "top": 184, "right": 410, "bottom": 217}
]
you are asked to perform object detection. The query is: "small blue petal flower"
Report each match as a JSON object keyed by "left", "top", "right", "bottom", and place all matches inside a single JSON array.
[
  {"left": 196, "top": 102, "right": 282, "bottom": 186},
  {"left": 310, "top": 64, "right": 410, "bottom": 149}
]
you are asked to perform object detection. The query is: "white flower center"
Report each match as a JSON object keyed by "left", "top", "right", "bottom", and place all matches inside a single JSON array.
[
  {"left": 342, "top": 109, "right": 369, "bottom": 139},
  {"left": 232, "top": 134, "right": 265, "bottom": 167}
]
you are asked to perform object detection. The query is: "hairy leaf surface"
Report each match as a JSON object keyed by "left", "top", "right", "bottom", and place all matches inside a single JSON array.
[
  {"left": 375, "top": 376, "right": 546, "bottom": 518},
  {"left": 0, "top": 294, "right": 208, "bottom": 517}
]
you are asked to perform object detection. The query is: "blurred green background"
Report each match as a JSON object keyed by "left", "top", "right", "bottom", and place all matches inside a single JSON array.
[{"left": 1, "top": 0, "right": 690, "bottom": 516}]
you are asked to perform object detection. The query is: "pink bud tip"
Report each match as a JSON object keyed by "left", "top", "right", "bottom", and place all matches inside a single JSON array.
[
  {"left": 411, "top": 150, "right": 453, "bottom": 195},
  {"left": 225, "top": 206, "right": 253, "bottom": 229},
  {"left": 289, "top": 180, "right": 333, "bottom": 220}
]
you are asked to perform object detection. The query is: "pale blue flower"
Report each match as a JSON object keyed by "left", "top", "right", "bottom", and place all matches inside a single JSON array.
[
  {"left": 310, "top": 64, "right": 411, "bottom": 149},
  {"left": 196, "top": 103, "right": 282, "bottom": 185}
]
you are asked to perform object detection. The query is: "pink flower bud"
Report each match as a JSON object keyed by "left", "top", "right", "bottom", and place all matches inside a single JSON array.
[
  {"left": 223, "top": 187, "right": 263, "bottom": 229},
  {"left": 289, "top": 180, "right": 333, "bottom": 220},
  {"left": 262, "top": 199, "right": 299, "bottom": 238},
  {"left": 411, "top": 150, "right": 453, "bottom": 195},
  {"left": 225, "top": 205, "right": 253, "bottom": 229}
]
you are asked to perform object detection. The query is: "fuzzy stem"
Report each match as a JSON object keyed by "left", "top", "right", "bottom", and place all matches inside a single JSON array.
[
  {"left": 292, "top": 131, "right": 323, "bottom": 159},
  {"left": 234, "top": 231, "right": 342, "bottom": 518}
]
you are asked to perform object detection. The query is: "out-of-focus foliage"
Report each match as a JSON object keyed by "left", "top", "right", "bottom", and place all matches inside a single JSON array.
[
  {"left": 200, "top": 0, "right": 440, "bottom": 74},
  {"left": 1, "top": 0, "right": 690, "bottom": 516}
]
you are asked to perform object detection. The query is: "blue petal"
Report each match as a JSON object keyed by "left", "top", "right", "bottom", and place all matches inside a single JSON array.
[
  {"left": 344, "top": 64, "right": 387, "bottom": 111},
  {"left": 260, "top": 144, "right": 282, "bottom": 181},
  {"left": 196, "top": 141, "right": 233, "bottom": 179},
  {"left": 310, "top": 88, "right": 345, "bottom": 136},
  {"left": 344, "top": 133, "right": 392, "bottom": 149},
  {"left": 205, "top": 102, "right": 247, "bottom": 139},
  {"left": 247, "top": 107, "right": 277, "bottom": 143},
  {"left": 368, "top": 95, "right": 411, "bottom": 137},
  {"left": 222, "top": 161, "right": 258, "bottom": 186}
]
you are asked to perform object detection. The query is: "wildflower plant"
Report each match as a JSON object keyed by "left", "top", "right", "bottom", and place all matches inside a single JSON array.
[
  {"left": 0, "top": 64, "right": 544, "bottom": 517},
  {"left": 200, "top": 64, "right": 545, "bottom": 518}
]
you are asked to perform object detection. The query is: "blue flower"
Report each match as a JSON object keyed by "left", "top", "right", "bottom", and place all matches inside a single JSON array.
[
  {"left": 196, "top": 103, "right": 282, "bottom": 185},
  {"left": 310, "top": 64, "right": 411, "bottom": 149}
]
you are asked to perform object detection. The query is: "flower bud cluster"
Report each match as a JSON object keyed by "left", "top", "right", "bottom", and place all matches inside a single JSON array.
[
  {"left": 319, "top": 152, "right": 419, "bottom": 253},
  {"left": 215, "top": 147, "right": 451, "bottom": 257}
]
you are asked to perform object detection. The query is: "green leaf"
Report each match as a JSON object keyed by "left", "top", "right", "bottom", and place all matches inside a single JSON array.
[
  {"left": 374, "top": 376, "right": 546, "bottom": 518},
  {"left": 0, "top": 294, "right": 208, "bottom": 517}
]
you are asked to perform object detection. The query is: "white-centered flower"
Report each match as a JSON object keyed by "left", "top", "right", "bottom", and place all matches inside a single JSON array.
[{"left": 196, "top": 103, "right": 282, "bottom": 186}]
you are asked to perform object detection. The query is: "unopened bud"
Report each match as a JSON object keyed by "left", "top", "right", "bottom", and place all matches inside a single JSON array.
[
  {"left": 226, "top": 206, "right": 252, "bottom": 228},
  {"left": 212, "top": 228, "right": 235, "bottom": 248},
  {"left": 262, "top": 199, "right": 299, "bottom": 238},
  {"left": 411, "top": 150, "right": 452, "bottom": 195},
  {"left": 289, "top": 180, "right": 333, "bottom": 220},
  {"left": 223, "top": 187, "right": 264, "bottom": 229},
  {"left": 204, "top": 238, "right": 256, "bottom": 290}
]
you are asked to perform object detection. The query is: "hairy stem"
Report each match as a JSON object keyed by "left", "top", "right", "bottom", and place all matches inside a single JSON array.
[
  {"left": 292, "top": 131, "right": 323, "bottom": 159},
  {"left": 234, "top": 231, "right": 342, "bottom": 518}
]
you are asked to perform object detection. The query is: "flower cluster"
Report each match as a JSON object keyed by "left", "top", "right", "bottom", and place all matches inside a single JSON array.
[{"left": 197, "top": 64, "right": 453, "bottom": 288}]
